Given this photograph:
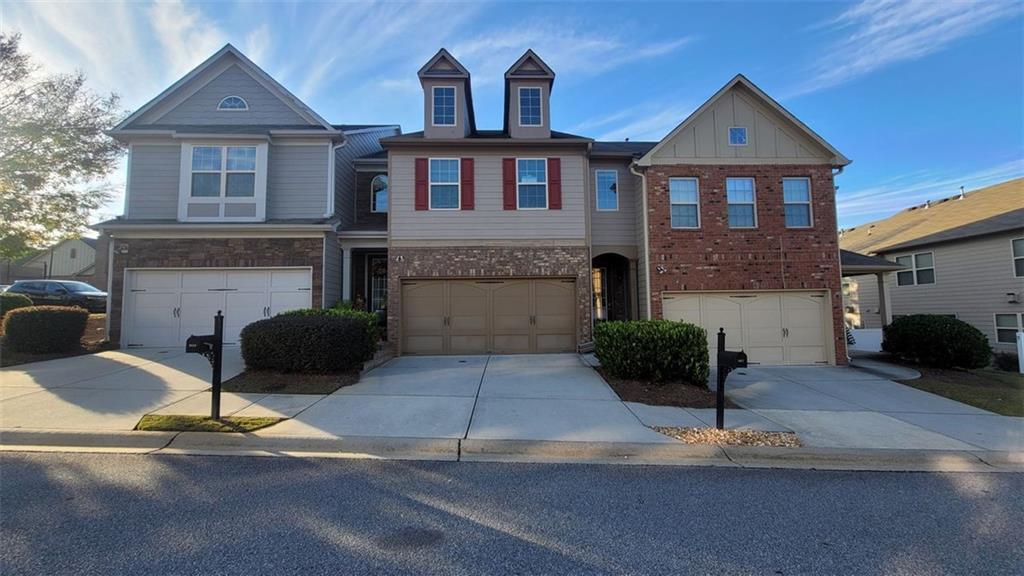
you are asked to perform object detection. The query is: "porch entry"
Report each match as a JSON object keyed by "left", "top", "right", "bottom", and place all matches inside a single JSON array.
[
  {"left": 592, "top": 253, "right": 630, "bottom": 322},
  {"left": 401, "top": 278, "right": 576, "bottom": 355}
]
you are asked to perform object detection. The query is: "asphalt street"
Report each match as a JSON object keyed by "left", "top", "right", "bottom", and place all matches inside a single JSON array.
[{"left": 1, "top": 452, "right": 1021, "bottom": 575}]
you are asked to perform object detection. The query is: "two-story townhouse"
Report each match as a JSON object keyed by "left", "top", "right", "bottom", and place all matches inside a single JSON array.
[{"left": 94, "top": 45, "right": 397, "bottom": 347}]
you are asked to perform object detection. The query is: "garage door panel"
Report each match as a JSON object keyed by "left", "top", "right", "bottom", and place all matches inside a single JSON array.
[
  {"left": 268, "top": 291, "right": 309, "bottom": 316},
  {"left": 492, "top": 282, "right": 531, "bottom": 335},
  {"left": 449, "top": 282, "right": 489, "bottom": 354},
  {"left": 270, "top": 270, "right": 310, "bottom": 290},
  {"left": 225, "top": 292, "right": 268, "bottom": 344},
  {"left": 402, "top": 282, "right": 445, "bottom": 354},
  {"left": 662, "top": 295, "right": 700, "bottom": 325},
  {"left": 127, "top": 292, "right": 179, "bottom": 347},
  {"left": 226, "top": 270, "right": 270, "bottom": 291},
  {"left": 493, "top": 334, "right": 531, "bottom": 354},
  {"left": 131, "top": 271, "right": 182, "bottom": 291},
  {"left": 178, "top": 292, "right": 225, "bottom": 342},
  {"left": 703, "top": 296, "right": 743, "bottom": 350},
  {"left": 181, "top": 271, "right": 225, "bottom": 290},
  {"left": 783, "top": 294, "right": 827, "bottom": 363}
]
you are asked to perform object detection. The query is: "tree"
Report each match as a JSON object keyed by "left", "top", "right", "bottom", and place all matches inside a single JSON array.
[{"left": 0, "top": 33, "right": 124, "bottom": 261}]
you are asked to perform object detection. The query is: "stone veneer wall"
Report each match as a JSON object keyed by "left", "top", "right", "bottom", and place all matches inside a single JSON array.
[
  {"left": 108, "top": 237, "right": 324, "bottom": 344},
  {"left": 387, "top": 246, "right": 592, "bottom": 352},
  {"left": 644, "top": 164, "right": 847, "bottom": 364}
]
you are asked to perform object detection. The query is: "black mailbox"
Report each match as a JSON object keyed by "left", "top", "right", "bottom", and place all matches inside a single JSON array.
[
  {"left": 714, "top": 328, "right": 748, "bottom": 430},
  {"left": 186, "top": 334, "right": 217, "bottom": 357},
  {"left": 184, "top": 311, "right": 224, "bottom": 420},
  {"left": 717, "top": 349, "right": 748, "bottom": 370}
]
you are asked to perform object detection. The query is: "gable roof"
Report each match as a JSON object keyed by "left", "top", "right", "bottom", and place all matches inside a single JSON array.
[
  {"left": 417, "top": 48, "right": 477, "bottom": 135},
  {"left": 839, "top": 178, "right": 1024, "bottom": 254},
  {"left": 839, "top": 249, "right": 905, "bottom": 274},
  {"left": 502, "top": 50, "right": 555, "bottom": 135},
  {"left": 636, "top": 74, "right": 850, "bottom": 167},
  {"left": 111, "top": 44, "right": 336, "bottom": 134}
]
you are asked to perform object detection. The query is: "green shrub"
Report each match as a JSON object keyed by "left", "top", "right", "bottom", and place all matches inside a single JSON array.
[
  {"left": 240, "top": 314, "right": 375, "bottom": 373},
  {"left": 277, "top": 307, "right": 379, "bottom": 350},
  {"left": 0, "top": 292, "right": 33, "bottom": 318},
  {"left": 594, "top": 320, "right": 710, "bottom": 385},
  {"left": 882, "top": 314, "right": 992, "bottom": 369},
  {"left": 2, "top": 306, "right": 89, "bottom": 353},
  {"left": 993, "top": 352, "right": 1020, "bottom": 372}
]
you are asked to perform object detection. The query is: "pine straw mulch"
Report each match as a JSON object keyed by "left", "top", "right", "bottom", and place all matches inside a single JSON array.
[
  {"left": 654, "top": 426, "right": 802, "bottom": 447},
  {"left": 596, "top": 367, "right": 738, "bottom": 409}
]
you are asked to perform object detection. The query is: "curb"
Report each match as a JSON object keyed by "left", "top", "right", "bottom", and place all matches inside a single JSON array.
[
  {"left": 721, "top": 446, "right": 996, "bottom": 472},
  {"left": 0, "top": 429, "right": 177, "bottom": 454},
  {"left": 460, "top": 439, "right": 735, "bottom": 466},
  {"left": 163, "top": 432, "right": 460, "bottom": 461}
]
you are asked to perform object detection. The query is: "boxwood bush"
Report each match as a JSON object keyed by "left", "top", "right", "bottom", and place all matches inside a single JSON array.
[
  {"left": 240, "top": 314, "right": 375, "bottom": 373},
  {"left": 1, "top": 292, "right": 33, "bottom": 318},
  {"left": 277, "top": 307, "right": 379, "bottom": 351},
  {"left": 2, "top": 306, "right": 89, "bottom": 353},
  {"left": 594, "top": 320, "right": 710, "bottom": 386},
  {"left": 882, "top": 314, "right": 991, "bottom": 369}
]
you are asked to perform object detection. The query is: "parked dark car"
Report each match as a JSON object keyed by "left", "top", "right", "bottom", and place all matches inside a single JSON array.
[{"left": 6, "top": 280, "right": 107, "bottom": 313}]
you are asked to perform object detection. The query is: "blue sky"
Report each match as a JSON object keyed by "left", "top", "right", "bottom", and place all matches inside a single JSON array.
[{"left": 4, "top": 0, "right": 1022, "bottom": 227}]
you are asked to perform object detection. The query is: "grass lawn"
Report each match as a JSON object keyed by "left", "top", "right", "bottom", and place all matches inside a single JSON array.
[
  {"left": 135, "top": 414, "right": 283, "bottom": 433},
  {"left": 1, "top": 314, "right": 111, "bottom": 368},
  {"left": 222, "top": 369, "right": 360, "bottom": 394},
  {"left": 596, "top": 367, "right": 737, "bottom": 409},
  {"left": 900, "top": 367, "right": 1024, "bottom": 417}
]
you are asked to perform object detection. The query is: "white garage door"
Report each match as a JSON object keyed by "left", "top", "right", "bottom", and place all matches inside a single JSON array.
[
  {"left": 662, "top": 291, "right": 831, "bottom": 365},
  {"left": 125, "top": 268, "right": 311, "bottom": 347}
]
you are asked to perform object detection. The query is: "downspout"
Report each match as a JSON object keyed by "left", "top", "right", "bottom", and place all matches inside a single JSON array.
[
  {"left": 629, "top": 161, "right": 652, "bottom": 319},
  {"left": 832, "top": 163, "right": 848, "bottom": 365}
]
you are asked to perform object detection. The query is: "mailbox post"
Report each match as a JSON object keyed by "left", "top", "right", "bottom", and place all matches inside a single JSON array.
[
  {"left": 185, "top": 311, "right": 224, "bottom": 420},
  {"left": 715, "top": 328, "right": 747, "bottom": 430}
]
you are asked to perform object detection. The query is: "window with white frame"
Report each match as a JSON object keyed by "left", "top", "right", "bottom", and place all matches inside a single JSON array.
[
  {"left": 995, "top": 313, "right": 1023, "bottom": 344},
  {"left": 595, "top": 170, "right": 618, "bottom": 211},
  {"left": 432, "top": 86, "right": 456, "bottom": 126},
  {"left": 783, "top": 177, "right": 813, "bottom": 227},
  {"left": 217, "top": 96, "right": 248, "bottom": 110},
  {"left": 669, "top": 178, "right": 700, "bottom": 228},
  {"left": 1013, "top": 238, "right": 1024, "bottom": 278},
  {"left": 371, "top": 175, "right": 388, "bottom": 213},
  {"left": 180, "top": 143, "right": 265, "bottom": 221},
  {"left": 728, "top": 126, "right": 747, "bottom": 146},
  {"left": 726, "top": 177, "right": 756, "bottom": 227},
  {"left": 895, "top": 252, "right": 935, "bottom": 286},
  {"left": 517, "top": 159, "right": 547, "bottom": 209},
  {"left": 429, "top": 159, "right": 460, "bottom": 209},
  {"left": 519, "top": 87, "right": 542, "bottom": 126}
]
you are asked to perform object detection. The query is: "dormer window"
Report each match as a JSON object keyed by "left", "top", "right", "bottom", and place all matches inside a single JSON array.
[
  {"left": 217, "top": 96, "right": 249, "bottom": 110},
  {"left": 519, "top": 87, "right": 542, "bottom": 126},
  {"left": 432, "top": 86, "right": 456, "bottom": 126}
]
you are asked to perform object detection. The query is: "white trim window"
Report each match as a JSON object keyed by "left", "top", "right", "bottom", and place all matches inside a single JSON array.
[
  {"left": 217, "top": 96, "right": 248, "bottom": 110},
  {"left": 428, "top": 158, "right": 460, "bottom": 210},
  {"left": 595, "top": 170, "right": 618, "bottom": 211},
  {"left": 178, "top": 143, "right": 267, "bottom": 222},
  {"left": 517, "top": 158, "right": 547, "bottom": 209},
  {"left": 783, "top": 177, "right": 813, "bottom": 228},
  {"left": 669, "top": 177, "right": 700, "bottom": 228},
  {"left": 371, "top": 175, "right": 388, "bottom": 213},
  {"left": 728, "top": 126, "right": 747, "bottom": 146},
  {"left": 432, "top": 86, "right": 456, "bottom": 126},
  {"left": 895, "top": 252, "right": 936, "bottom": 286},
  {"left": 995, "top": 313, "right": 1023, "bottom": 344},
  {"left": 519, "top": 87, "right": 542, "bottom": 126},
  {"left": 1012, "top": 237, "right": 1024, "bottom": 278},
  {"left": 726, "top": 177, "right": 756, "bottom": 228}
]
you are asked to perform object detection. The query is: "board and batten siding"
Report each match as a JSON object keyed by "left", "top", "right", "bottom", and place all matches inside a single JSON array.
[
  {"left": 267, "top": 144, "right": 329, "bottom": 219},
  {"left": 126, "top": 144, "right": 181, "bottom": 219},
  {"left": 152, "top": 64, "right": 310, "bottom": 126},
  {"left": 389, "top": 151, "right": 587, "bottom": 241},
  {"left": 590, "top": 159, "right": 638, "bottom": 250},
  {"left": 848, "top": 230, "right": 1024, "bottom": 350},
  {"left": 335, "top": 127, "right": 398, "bottom": 229}
]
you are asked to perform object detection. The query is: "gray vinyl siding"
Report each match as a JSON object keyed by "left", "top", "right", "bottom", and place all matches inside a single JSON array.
[
  {"left": 267, "top": 144, "right": 329, "bottom": 219},
  {"left": 389, "top": 150, "right": 587, "bottom": 241},
  {"left": 335, "top": 128, "right": 398, "bottom": 226},
  {"left": 126, "top": 144, "right": 181, "bottom": 219},
  {"left": 155, "top": 65, "right": 310, "bottom": 126},
  {"left": 850, "top": 231, "right": 1024, "bottom": 350},
  {"left": 323, "top": 231, "right": 342, "bottom": 307},
  {"left": 590, "top": 159, "right": 638, "bottom": 248}
]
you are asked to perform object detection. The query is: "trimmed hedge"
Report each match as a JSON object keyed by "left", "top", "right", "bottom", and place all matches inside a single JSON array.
[
  {"left": 882, "top": 314, "right": 992, "bottom": 369},
  {"left": 1, "top": 292, "right": 33, "bottom": 318},
  {"left": 2, "top": 306, "right": 89, "bottom": 353},
  {"left": 240, "top": 314, "right": 375, "bottom": 373},
  {"left": 277, "top": 307, "right": 380, "bottom": 351},
  {"left": 594, "top": 320, "right": 710, "bottom": 385}
]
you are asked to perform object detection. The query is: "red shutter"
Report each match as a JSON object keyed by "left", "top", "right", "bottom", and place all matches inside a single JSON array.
[
  {"left": 502, "top": 158, "right": 517, "bottom": 210},
  {"left": 460, "top": 158, "right": 474, "bottom": 210},
  {"left": 548, "top": 157, "right": 562, "bottom": 210},
  {"left": 414, "top": 158, "right": 428, "bottom": 210}
]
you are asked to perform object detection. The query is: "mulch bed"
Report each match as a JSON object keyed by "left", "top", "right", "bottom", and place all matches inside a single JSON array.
[
  {"left": 596, "top": 367, "right": 738, "bottom": 409},
  {"left": 655, "top": 426, "right": 802, "bottom": 447},
  {"left": 222, "top": 370, "right": 360, "bottom": 395}
]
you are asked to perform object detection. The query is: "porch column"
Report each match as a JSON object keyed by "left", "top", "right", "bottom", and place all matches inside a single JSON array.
[
  {"left": 876, "top": 272, "right": 891, "bottom": 326},
  {"left": 342, "top": 247, "right": 353, "bottom": 302}
]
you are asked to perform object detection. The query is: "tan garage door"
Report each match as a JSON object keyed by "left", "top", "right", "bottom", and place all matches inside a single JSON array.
[
  {"left": 661, "top": 291, "right": 831, "bottom": 365},
  {"left": 401, "top": 279, "right": 576, "bottom": 355}
]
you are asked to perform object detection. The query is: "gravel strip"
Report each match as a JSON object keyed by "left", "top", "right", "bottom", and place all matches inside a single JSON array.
[{"left": 654, "top": 426, "right": 802, "bottom": 447}]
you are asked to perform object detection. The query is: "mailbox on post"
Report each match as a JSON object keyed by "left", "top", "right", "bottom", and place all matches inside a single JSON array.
[
  {"left": 715, "top": 328, "right": 748, "bottom": 430},
  {"left": 185, "top": 311, "right": 224, "bottom": 420}
]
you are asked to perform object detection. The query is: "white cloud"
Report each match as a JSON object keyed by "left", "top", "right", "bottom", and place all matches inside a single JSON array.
[
  {"left": 245, "top": 24, "right": 271, "bottom": 67},
  {"left": 793, "top": 0, "right": 1020, "bottom": 96},
  {"left": 148, "top": 0, "right": 227, "bottom": 78},
  {"left": 837, "top": 158, "right": 1024, "bottom": 226},
  {"left": 568, "top": 99, "right": 695, "bottom": 142}
]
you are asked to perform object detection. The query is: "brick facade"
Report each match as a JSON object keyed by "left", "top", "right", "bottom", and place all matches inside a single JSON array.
[
  {"left": 107, "top": 237, "right": 324, "bottom": 344},
  {"left": 386, "top": 245, "right": 592, "bottom": 351},
  {"left": 645, "top": 164, "right": 847, "bottom": 364}
]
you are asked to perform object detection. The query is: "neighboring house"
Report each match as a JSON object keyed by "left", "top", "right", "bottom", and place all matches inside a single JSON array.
[
  {"left": 840, "top": 178, "right": 1024, "bottom": 352},
  {"left": 96, "top": 44, "right": 853, "bottom": 366},
  {"left": 3, "top": 238, "right": 97, "bottom": 282}
]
